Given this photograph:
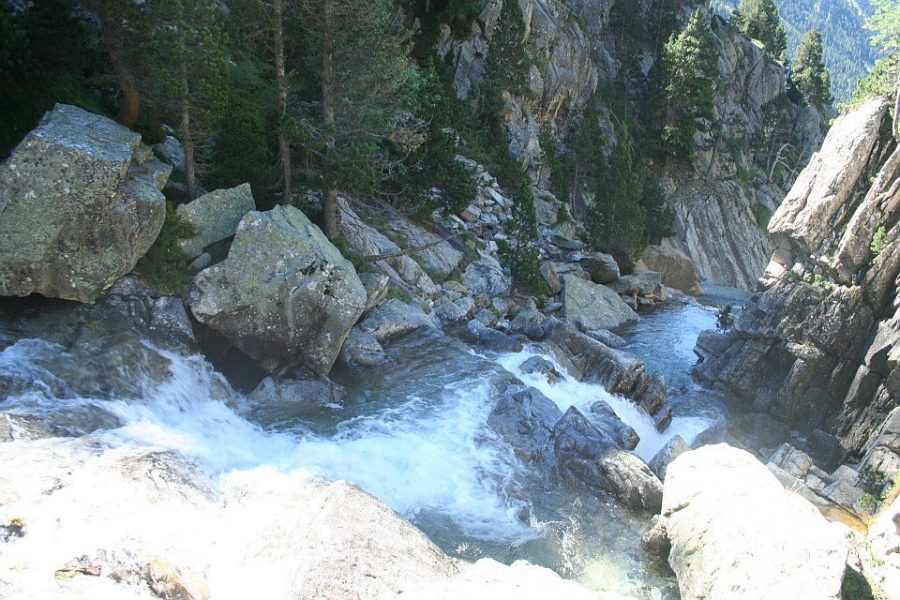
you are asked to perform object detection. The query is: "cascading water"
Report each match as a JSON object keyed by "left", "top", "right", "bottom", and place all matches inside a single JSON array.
[{"left": 0, "top": 292, "right": 741, "bottom": 599}]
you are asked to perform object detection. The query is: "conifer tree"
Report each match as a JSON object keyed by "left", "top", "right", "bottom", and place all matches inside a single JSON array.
[
  {"left": 498, "top": 178, "right": 545, "bottom": 295},
  {"left": 656, "top": 9, "right": 720, "bottom": 160},
  {"left": 485, "top": 0, "right": 529, "bottom": 96},
  {"left": 793, "top": 29, "right": 833, "bottom": 111},
  {"left": 731, "top": 0, "right": 787, "bottom": 60}
]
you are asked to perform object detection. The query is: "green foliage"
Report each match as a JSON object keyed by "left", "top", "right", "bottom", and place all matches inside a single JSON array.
[
  {"left": 484, "top": 0, "right": 530, "bottom": 97},
  {"left": 137, "top": 203, "right": 197, "bottom": 292},
  {"left": 731, "top": 0, "right": 788, "bottom": 59},
  {"left": 793, "top": 29, "right": 833, "bottom": 111},
  {"left": 642, "top": 174, "right": 677, "bottom": 244},
  {"left": 654, "top": 9, "right": 721, "bottom": 160},
  {"left": 714, "top": 0, "right": 877, "bottom": 102},
  {"left": 498, "top": 179, "right": 546, "bottom": 295},
  {"left": 850, "top": 0, "right": 900, "bottom": 105},
  {"left": 586, "top": 134, "right": 648, "bottom": 260},
  {"left": 0, "top": 1, "right": 109, "bottom": 156},
  {"left": 716, "top": 304, "right": 735, "bottom": 332},
  {"left": 208, "top": 61, "right": 277, "bottom": 208},
  {"left": 871, "top": 226, "right": 889, "bottom": 256},
  {"left": 395, "top": 60, "right": 478, "bottom": 214},
  {"left": 752, "top": 203, "right": 773, "bottom": 230},
  {"left": 539, "top": 128, "right": 569, "bottom": 204}
]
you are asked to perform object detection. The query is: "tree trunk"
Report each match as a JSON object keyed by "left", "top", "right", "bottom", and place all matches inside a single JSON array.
[
  {"left": 99, "top": 15, "right": 140, "bottom": 128},
  {"left": 273, "top": 0, "right": 293, "bottom": 206},
  {"left": 321, "top": 0, "right": 339, "bottom": 240},
  {"left": 180, "top": 63, "right": 197, "bottom": 200}
]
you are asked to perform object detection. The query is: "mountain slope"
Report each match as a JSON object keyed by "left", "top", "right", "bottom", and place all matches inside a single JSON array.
[{"left": 712, "top": 0, "right": 877, "bottom": 101}]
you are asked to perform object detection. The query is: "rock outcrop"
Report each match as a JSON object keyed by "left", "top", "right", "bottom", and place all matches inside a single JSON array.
[
  {"left": 693, "top": 99, "right": 900, "bottom": 489},
  {"left": 190, "top": 205, "right": 366, "bottom": 376},
  {"left": 0, "top": 104, "right": 170, "bottom": 303},
  {"left": 640, "top": 247, "right": 701, "bottom": 296},
  {"left": 562, "top": 274, "right": 638, "bottom": 331},
  {"left": 176, "top": 183, "right": 256, "bottom": 259},
  {"left": 659, "top": 445, "right": 849, "bottom": 600}
]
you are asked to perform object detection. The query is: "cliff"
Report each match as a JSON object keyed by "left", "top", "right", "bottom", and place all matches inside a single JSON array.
[{"left": 695, "top": 98, "right": 900, "bottom": 485}]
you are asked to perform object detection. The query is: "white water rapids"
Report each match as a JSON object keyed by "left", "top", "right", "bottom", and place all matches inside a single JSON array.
[{"left": 0, "top": 300, "right": 729, "bottom": 599}]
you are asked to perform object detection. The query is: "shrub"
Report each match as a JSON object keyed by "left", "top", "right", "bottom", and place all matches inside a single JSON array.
[
  {"left": 871, "top": 226, "right": 889, "bottom": 257},
  {"left": 498, "top": 179, "right": 546, "bottom": 295}
]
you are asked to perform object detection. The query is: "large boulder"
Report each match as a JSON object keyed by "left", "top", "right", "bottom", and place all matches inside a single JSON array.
[
  {"left": 357, "top": 299, "right": 436, "bottom": 343},
  {"left": 176, "top": 183, "right": 256, "bottom": 259},
  {"left": 554, "top": 407, "right": 662, "bottom": 512},
  {"left": 0, "top": 104, "right": 170, "bottom": 303},
  {"left": 640, "top": 246, "right": 702, "bottom": 296},
  {"left": 487, "top": 383, "right": 563, "bottom": 465},
  {"left": 562, "top": 275, "right": 638, "bottom": 331},
  {"left": 189, "top": 205, "right": 366, "bottom": 376},
  {"left": 580, "top": 252, "right": 621, "bottom": 285},
  {"left": 661, "top": 445, "right": 849, "bottom": 600}
]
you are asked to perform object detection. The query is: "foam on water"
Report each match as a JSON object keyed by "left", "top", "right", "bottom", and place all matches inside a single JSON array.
[{"left": 495, "top": 349, "right": 710, "bottom": 462}]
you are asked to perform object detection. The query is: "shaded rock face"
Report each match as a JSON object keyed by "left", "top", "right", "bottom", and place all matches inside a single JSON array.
[
  {"left": 176, "top": 183, "right": 256, "bottom": 259},
  {"left": 437, "top": 0, "right": 598, "bottom": 167},
  {"left": 487, "top": 382, "right": 563, "bottom": 465},
  {"left": 640, "top": 246, "right": 701, "bottom": 296},
  {"left": 190, "top": 206, "right": 366, "bottom": 376},
  {"left": 661, "top": 445, "right": 848, "bottom": 600},
  {"left": 0, "top": 104, "right": 170, "bottom": 303},
  {"left": 554, "top": 407, "right": 662, "bottom": 512},
  {"left": 694, "top": 100, "right": 900, "bottom": 481},
  {"left": 562, "top": 274, "right": 638, "bottom": 331}
]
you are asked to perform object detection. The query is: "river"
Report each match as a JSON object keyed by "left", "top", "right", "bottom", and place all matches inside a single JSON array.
[{"left": 0, "top": 288, "right": 747, "bottom": 599}]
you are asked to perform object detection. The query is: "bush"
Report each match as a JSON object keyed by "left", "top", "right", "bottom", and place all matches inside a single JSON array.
[
  {"left": 498, "top": 179, "right": 546, "bottom": 295},
  {"left": 137, "top": 203, "right": 197, "bottom": 293},
  {"left": 752, "top": 203, "right": 773, "bottom": 230},
  {"left": 870, "top": 225, "right": 889, "bottom": 257}
]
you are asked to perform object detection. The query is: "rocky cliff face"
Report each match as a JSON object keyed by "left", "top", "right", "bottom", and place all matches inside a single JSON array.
[
  {"left": 433, "top": 2, "right": 824, "bottom": 289},
  {"left": 695, "top": 98, "right": 900, "bottom": 486}
]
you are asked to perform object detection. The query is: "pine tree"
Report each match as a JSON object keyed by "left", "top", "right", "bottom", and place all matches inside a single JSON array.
[
  {"left": 793, "top": 29, "right": 833, "bottom": 111},
  {"left": 656, "top": 9, "right": 720, "bottom": 160},
  {"left": 731, "top": 0, "right": 787, "bottom": 60},
  {"left": 485, "top": 0, "right": 529, "bottom": 96},
  {"left": 498, "top": 178, "right": 545, "bottom": 295},
  {"left": 586, "top": 133, "right": 648, "bottom": 260},
  {"left": 298, "top": 0, "right": 420, "bottom": 239}
]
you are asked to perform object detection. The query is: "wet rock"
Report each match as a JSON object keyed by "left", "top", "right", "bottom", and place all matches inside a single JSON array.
[
  {"left": 580, "top": 253, "right": 621, "bottom": 284},
  {"left": 358, "top": 299, "right": 436, "bottom": 343},
  {"left": 581, "top": 328, "right": 626, "bottom": 348},
  {"left": 648, "top": 435, "right": 689, "bottom": 481},
  {"left": 541, "top": 319, "right": 671, "bottom": 429},
  {"left": 641, "top": 246, "right": 702, "bottom": 296},
  {"left": 589, "top": 401, "right": 639, "bottom": 451},
  {"left": 466, "top": 320, "right": 523, "bottom": 353},
  {"left": 0, "top": 413, "right": 52, "bottom": 442},
  {"left": 249, "top": 376, "right": 347, "bottom": 409},
  {"left": 0, "top": 104, "right": 170, "bottom": 303},
  {"left": 176, "top": 184, "right": 255, "bottom": 259},
  {"left": 510, "top": 307, "right": 546, "bottom": 340},
  {"left": 338, "top": 326, "right": 387, "bottom": 369},
  {"left": 662, "top": 445, "right": 849, "bottom": 600},
  {"left": 488, "top": 383, "right": 563, "bottom": 465},
  {"left": 519, "top": 356, "right": 562, "bottom": 384},
  {"left": 554, "top": 407, "right": 662, "bottom": 511},
  {"left": 562, "top": 275, "right": 638, "bottom": 331},
  {"left": 190, "top": 206, "right": 366, "bottom": 376}
]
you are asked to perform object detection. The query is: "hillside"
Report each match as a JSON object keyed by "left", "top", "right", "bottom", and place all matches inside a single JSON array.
[{"left": 712, "top": 0, "right": 877, "bottom": 101}]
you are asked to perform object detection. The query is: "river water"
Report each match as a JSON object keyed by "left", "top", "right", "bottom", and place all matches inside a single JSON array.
[{"left": 0, "top": 288, "right": 746, "bottom": 599}]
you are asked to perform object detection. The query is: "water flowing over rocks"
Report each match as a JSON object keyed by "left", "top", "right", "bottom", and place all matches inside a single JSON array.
[
  {"left": 658, "top": 445, "right": 849, "bottom": 600},
  {"left": 190, "top": 205, "right": 367, "bottom": 376},
  {"left": 0, "top": 104, "right": 170, "bottom": 303}
]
